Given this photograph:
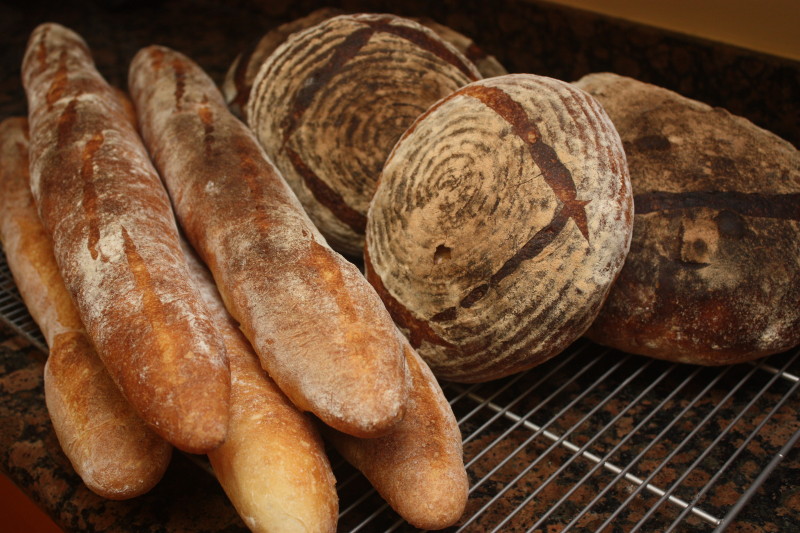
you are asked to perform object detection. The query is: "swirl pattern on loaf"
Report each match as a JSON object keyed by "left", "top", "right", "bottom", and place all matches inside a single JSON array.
[
  {"left": 366, "top": 74, "right": 633, "bottom": 382},
  {"left": 247, "top": 13, "right": 481, "bottom": 256}
]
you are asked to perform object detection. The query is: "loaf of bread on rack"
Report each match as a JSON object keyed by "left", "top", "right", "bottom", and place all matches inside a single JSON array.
[
  {"left": 222, "top": 8, "right": 505, "bottom": 120},
  {"left": 0, "top": 116, "right": 172, "bottom": 499},
  {"left": 322, "top": 336, "right": 468, "bottom": 530},
  {"left": 129, "top": 44, "right": 409, "bottom": 438},
  {"left": 183, "top": 241, "right": 338, "bottom": 533},
  {"left": 575, "top": 72, "right": 800, "bottom": 364},
  {"left": 246, "top": 13, "right": 482, "bottom": 256},
  {"left": 366, "top": 74, "right": 633, "bottom": 382},
  {"left": 21, "top": 22, "right": 230, "bottom": 454}
]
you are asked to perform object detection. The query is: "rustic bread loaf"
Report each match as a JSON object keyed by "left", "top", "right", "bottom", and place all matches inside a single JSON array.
[
  {"left": 322, "top": 336, "right": 468, "bottom": 530},
  {"left": 575, "top": 72, "right": 800, "bottom": 364},
  {"left": 22, "top": 23, "right": 230, "bottom": 454},
  {"left": 366, "top": 74, "right": 633, "bottom": 382},
  {"left": 246, "top": 13, "right": 482, "bottom": 256},
  {"left": 129, "top": 44, "right": 409, "bottom": 438},
  {"left": 183, "top": 242, "right": 338, "bottom": 533},
  {"left": 223, "top": 9, "right": 505, "bottom": 120},
  {"left": 0, "top": 116, "right": 172, "bottom": 499}
]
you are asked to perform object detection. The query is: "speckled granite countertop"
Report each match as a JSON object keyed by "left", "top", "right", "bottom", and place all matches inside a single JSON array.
[{"left": 0, "top": 1, "right": 798, "bottom": 531}]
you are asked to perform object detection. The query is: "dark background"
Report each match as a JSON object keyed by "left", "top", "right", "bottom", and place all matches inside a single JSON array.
[{"left": 1, "top": 0, "right": 798, "bottom": 146}]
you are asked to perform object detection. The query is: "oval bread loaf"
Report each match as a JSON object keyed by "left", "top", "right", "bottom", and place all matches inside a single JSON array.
[
  {"left": 575, "top": 72, "right": 800, "bottom": 364},
  {"left": 366, "top": 73, "right": 633, "bottom": 382},
  {"left": 0, "top": 117, "right": 172, "bottom": 500},
  {"left": 246, "top": 13, "right": 482, "bottom": 256}
]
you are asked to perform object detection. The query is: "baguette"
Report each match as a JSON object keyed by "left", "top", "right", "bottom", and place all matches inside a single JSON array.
[
  {"left": 0, "top": 116, "right": 172, "bottom": 499},
  {"left": 129, "top": 44, "right": 409, "bottom": 438},
  {"left": 322, "top": 336, "right": 468, "bottom": 530},
  {"left": 21, "top": 23, "right": 230, "bottom": 454},
  {"left": 183, "top": 241, "right": 338, "bottom": 533}
]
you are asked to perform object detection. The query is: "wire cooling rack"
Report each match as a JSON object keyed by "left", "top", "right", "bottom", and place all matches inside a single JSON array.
[{"left": 1, "top": 247, "right": 798, "bottom": 532}]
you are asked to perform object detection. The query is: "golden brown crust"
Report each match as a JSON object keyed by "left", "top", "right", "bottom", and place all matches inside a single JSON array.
[
  {"left": 246, "top": 13, "right": 482, "bottom": 256},
  {"left": 322, "top": 337, "right": 468, "bottom": 530},
  {"left": 576, "top": 72, "right": 800, "bottom": 364},
  {"left": 183, "top": 243, "right": 338, "bottom": 533},
  {"left": 21, "top": 23, "right": 230, "bottom": 454},
  {"left": 0, "top": 116, "right": 172, "bottom": 500},
  {"left": 129, "top": 44, "right": 409, "bottom": 438},
  {"left": 366, "top": 74, "right": 633, "bottom": 382}
]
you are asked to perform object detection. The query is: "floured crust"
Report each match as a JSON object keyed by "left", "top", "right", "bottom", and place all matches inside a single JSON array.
[
  {"left": 223, "top": 8, "right": 505, "bottom": 121},
  {"left": 576, "top": 72, "right": 800, "bottom": 363},
  {"left": 322, "top": 337, "right": 468, "bottom": 530},
  {"left": 366, "top": 73, "right": 633, "bottom": 382},
  {"left": 0, "top": 116, "right": 172, "bottom": 500},
  {"left": 129, "top": 44, "right": 410, "bottom": 438},
  {"left": 21, "top": 23, "right": 230, "bottom": 454},
  {"left": 184, "top": 242, "right": 338, "bottom": 533},
  {"left": 246, "top": 13, "right": 482, "bottom": 256}
]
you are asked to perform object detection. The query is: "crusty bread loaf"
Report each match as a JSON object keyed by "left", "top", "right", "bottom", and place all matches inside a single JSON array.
[
  {"left": 322, "top": 336, "right": 468, "bottom": 530},
  {"left": 129, "top": 44, "right": 409, "bottom": 438},
  {"left": 366, "top": 74, "right": 633, "bottom": 382},
  {"left": 246, "top": 13, "right": 482, "bottom": 256},
  {"left": 222, "top": 9, "right": 505, "bottom": 121},
  {"left": 0, "top": 116, "right": 172, "bottom": 499},
  {"left": 575, "top": 72, "right": 800, "bottom": 364},
  {"left": 22, "top": 23, "right": 230, "bottom": 454},
  {"left": 182, "top": 242, "right": 338, "bottom": 533}
]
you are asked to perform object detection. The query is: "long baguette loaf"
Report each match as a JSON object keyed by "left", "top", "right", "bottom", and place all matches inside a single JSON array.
[
  {"left": 21, "top": 23, "right": 230, "bottom": 454},
  {"left": 0, "top": 116, "right": 172, "bottom": 499},
  {"left": 183, "top": 241, "right": 338, "bottom": 533},
  {"left": 322, "top": 336, "right": 468, "bottom": 530},
  {"left": 129, "top": 44, "right": 409, "bottom": 437}
]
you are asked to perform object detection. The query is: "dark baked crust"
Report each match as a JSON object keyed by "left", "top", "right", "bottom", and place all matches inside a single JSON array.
[{"left": 576, "top": 72, "right": 800, "bottom": 364}]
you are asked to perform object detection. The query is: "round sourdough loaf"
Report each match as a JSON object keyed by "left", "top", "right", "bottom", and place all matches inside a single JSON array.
[
  {"left": 575, "top": 72, "right": 800, "bottom": 364},
  {"left": 246, "top": 13, "right": 481, "bottom": 257},
  {"left": 224, "top": 9, "right": 505, "bottom": 120},
  {"left": 365, "top": 74, "right": 633, "bottom": 382}
]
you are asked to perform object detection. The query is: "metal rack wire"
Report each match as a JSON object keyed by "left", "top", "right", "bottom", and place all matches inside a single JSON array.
[{"left": 1, "top": 248, "right": 798, "bottom": 531}]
